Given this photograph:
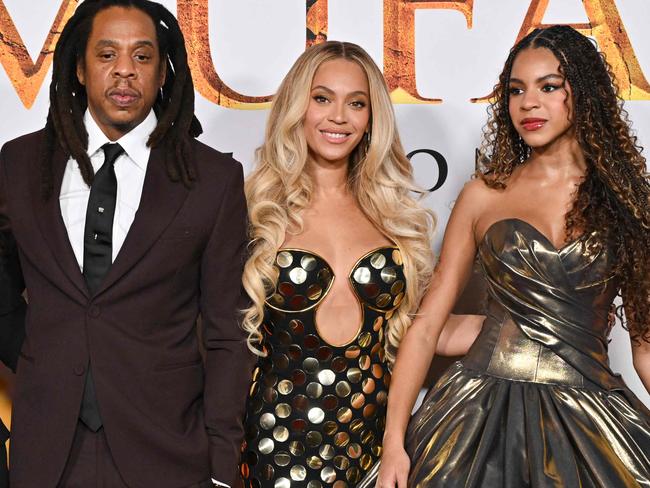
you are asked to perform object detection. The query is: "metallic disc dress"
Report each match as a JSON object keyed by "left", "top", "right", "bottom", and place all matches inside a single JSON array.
[
  {"left": 360, "top": 218, "right": 650, "bottom": 488},
  {"left": 240, "top": 246, "right": 405, "bottom": 487}
]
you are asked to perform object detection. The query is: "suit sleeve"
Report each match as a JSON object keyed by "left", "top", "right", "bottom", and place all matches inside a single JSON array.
[
  {"left": 200, "top": 160, "right": 255, "bottom": 486},
  {"left": 0, "top": 147, "right": 26, "bottom": 373}
]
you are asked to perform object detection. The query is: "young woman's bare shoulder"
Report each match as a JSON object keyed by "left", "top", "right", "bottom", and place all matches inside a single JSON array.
[
  {"left": 456, "top": 178, "right": 497, "bottom": 208},
  {"left": 448, "top": 178, "right": 504, "bottom": 229}
]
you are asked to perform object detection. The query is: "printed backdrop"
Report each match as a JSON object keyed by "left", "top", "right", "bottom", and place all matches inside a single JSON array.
[{"left": 0, "top": 0, "right": 648, "bottom": 430}]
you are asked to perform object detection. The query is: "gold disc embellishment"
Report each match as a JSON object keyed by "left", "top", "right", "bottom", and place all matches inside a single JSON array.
[
  {"left": 258, "top": 437, "right": 274, "bottom": 455},
  {"left": 273, "top": 426, "right": 289, "bottom": 442},
  {"left": 290, "top": 465, "right": 307, "bottom": 481},
  {"left": 259, "top": 413, "right": 276, "bottom": 430},
  {"left": 334, "top": 455, "right": 350, "bottom": 470},
  {"left": 353, "top": 267, "right": 371, "bottom": 284},
  {"left": 274, "top": 452, "right": 291, "bottom": 466},
  {"left": 308, "top": 407, "right": 325, "bottom": 424},
  {"left": 289, "top": 267, "right": 308, "bottom": 285},
  {"left": 370, "top": 252, "right": 387, "bottom": 269},
  {"left": 307, "top": 455, "right": 323, "bottom": 470},
  {"left": 321, "top": 466, "right": 336, "bottom": 483},
  {"left": 380, "top": 267, "right": 397, "bottom": 284},
  {"left": 301, "top": 254, "right": 317, "bottom": 271},
  {"left": 276, "top": 251, "right": 293, "bottom": 268},
  {"left": 274, "top": 477, "right": 290, "bottom": 488},
  {"left": 318, "top": 369, "right": 336, "bottom": 386}
]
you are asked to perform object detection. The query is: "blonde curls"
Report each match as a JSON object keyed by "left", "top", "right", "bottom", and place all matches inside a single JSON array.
[{"left": 242, "top": 41, "right": 435, "bottom": 363}]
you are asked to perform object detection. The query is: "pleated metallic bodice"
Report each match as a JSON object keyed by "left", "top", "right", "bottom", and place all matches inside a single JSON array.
[
  {"left": 463, "top": 218, "right": 631, "bottom": 394},
  {"left": 241, "top": 247, "right": 405, "bottom": 487}
]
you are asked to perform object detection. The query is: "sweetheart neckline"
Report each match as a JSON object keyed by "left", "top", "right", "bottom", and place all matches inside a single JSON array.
[
  {"left": 480, "top": 218, "right": 587, "bottom": 253},
  {"left": 276, "top": 245, "right": 401, "bottom": 278},
  {"left": 272, "top": 245, "right": 402, "bottom": 348}
]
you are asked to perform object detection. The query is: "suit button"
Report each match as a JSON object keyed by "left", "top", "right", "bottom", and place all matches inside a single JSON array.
[
  {"left": 73, "top": 364, "right": 85, "bottom": 376},
  {"left": 88, "top": 305, "right": 100, "bottom": 318}
]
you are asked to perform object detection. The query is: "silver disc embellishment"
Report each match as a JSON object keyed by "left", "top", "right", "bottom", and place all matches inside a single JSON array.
[{"left": 353, "top": 267, "right": 371, "bottom": 284}]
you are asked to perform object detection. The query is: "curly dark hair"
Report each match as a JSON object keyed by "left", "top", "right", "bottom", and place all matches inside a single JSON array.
[
  {"left": 41, "top": 0, "right": 202, "bottom": 199},
  {"left": 477, "top": 25, "right": 650, "bottom": 342}
]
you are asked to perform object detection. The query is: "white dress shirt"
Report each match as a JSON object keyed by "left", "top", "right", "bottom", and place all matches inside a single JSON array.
[
  {"left": 60, "top": 110, "right": 155, "bottom": 269},
  {"left": 59, "top": 110, "right": 229, "bottom": 488}
]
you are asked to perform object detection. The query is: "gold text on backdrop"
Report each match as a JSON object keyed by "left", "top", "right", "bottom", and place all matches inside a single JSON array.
[
  {"left": 384, "top": 1, "right": 473, "bottom": 104},
  {"left": 0, "top": 0, "right": 77, "bottom": 108},
  {"left": 0, "top": 0, "right": 646, "bottom": 109},
  {"left": 473, "top": 0, "right": 650, "bottom": 102}
]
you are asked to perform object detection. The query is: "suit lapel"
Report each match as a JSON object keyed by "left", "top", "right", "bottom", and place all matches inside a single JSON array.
[
  {"left": 31, "top": 146, "right": 89, "bottom": 299},
  {"left": 95, "top": 146, "right": 190, "bottom": 295}
]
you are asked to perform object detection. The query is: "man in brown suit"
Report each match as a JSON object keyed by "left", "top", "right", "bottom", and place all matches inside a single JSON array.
[
  {"left": 0, "top": 227, "right": 26, "bottom": 488},
  {"left": 0, "top": 1, "right": 253, "bottom": 486}
]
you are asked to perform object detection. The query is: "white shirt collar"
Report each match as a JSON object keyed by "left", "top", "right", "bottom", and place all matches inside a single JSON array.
[{"left": 84, "top": 109, "right": 157, "bottom": 170}]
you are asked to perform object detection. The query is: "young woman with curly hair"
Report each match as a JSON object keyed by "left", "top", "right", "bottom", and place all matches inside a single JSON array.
[
  {"left": 374, "top": 25, "right": 650, "bottom": 488},
  {"left": 238, "top": 41, "right": 482, "bottom": 487}
]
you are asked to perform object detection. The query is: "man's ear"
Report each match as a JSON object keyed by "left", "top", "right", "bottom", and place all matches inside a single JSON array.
[
  {"left": 76, "top": 59, "right": 86, "bottom": 86},
  {"left": 158, "top": 58, "right": 167, "bottom": 88}
]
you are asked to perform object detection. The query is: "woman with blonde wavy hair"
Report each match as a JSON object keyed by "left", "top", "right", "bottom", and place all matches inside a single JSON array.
[{"left": 238, "top": 41, "right": 480, "bottom": 487}]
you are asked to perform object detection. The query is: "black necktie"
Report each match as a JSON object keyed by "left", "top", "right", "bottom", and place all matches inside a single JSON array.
[{"left": 79, "top": 142, "right": 123, "bottom": 431}]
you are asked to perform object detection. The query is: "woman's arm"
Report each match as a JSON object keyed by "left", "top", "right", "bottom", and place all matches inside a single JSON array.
[
  {"left": 632, "top": 338, "right": 650, "bottom": 394},
  {"left": 624, "top": 296, "right": 650, "bottom": 394},
  {"left": 377, "top": 181, "right": 485, "bottom": 487},
  {"left": 436, "top": 314, "right": 484, "bottom": 356},
  {"left": 436, "top": 259, "right": 487, "bottom": 356}
]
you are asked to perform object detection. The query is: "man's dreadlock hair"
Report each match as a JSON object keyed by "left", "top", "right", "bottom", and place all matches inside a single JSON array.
[{"left": 41, "top": 0, "right": 202, "bottom": 199}]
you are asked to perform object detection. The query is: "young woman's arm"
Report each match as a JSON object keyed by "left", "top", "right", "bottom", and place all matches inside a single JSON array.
[
  {"left": 377, "top": 181, "right": 486, "bottom": 488},
  {"left": 436, "top": 314, "right": 484, "bottom": 356},
  {"left": 632, "top": 337, "right": 650, "bottom": 394},
  {"left": 624, "top": 295, "right": 650, "bottom": 394}
]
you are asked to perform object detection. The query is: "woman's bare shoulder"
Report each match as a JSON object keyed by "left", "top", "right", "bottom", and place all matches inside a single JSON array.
[{"left": 456, "top": 177, "right": 500, "bottom": 209}]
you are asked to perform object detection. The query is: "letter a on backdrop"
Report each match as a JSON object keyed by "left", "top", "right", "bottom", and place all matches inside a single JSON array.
[{"left": 474, "top": 0, "right": 650, "bottom": 102}]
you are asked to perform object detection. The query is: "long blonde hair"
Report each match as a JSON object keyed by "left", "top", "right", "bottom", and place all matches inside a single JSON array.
[{"left": 242, "top": 41, "right": 435, "bottom": 364}]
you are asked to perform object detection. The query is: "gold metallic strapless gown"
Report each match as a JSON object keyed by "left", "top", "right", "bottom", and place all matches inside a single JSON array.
[{"left": 360, "top": 218, "right": 650, "bottom": 488}]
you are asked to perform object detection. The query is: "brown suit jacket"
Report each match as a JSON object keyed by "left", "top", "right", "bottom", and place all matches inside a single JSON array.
[{"left": 0, "top": 129, "right": 254, "bottom": 487}]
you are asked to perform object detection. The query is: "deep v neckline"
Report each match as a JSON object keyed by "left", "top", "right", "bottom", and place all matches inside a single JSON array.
[
  {"left": 480, "top": 218, "right": 586, "bottom": 254},
  {"left": 271, "top": 245, "right": 402, "bottom": 347}
]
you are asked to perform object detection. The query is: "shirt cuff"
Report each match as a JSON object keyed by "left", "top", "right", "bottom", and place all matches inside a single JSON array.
[{"left": 212, "top": 479, "right": 230, "bottom": 488}]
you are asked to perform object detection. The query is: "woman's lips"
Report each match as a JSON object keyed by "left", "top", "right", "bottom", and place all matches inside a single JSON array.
[
  {"left": 320, "top": 130, "right": 351, "bottom": 144},
  {"left": 521, "top": 118, "right": 547, "bottom": 131}
]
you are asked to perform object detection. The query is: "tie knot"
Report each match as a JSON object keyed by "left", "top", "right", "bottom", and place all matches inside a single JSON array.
[{"left": 101, "top": 143, "right": 124, "bottom": 167}]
